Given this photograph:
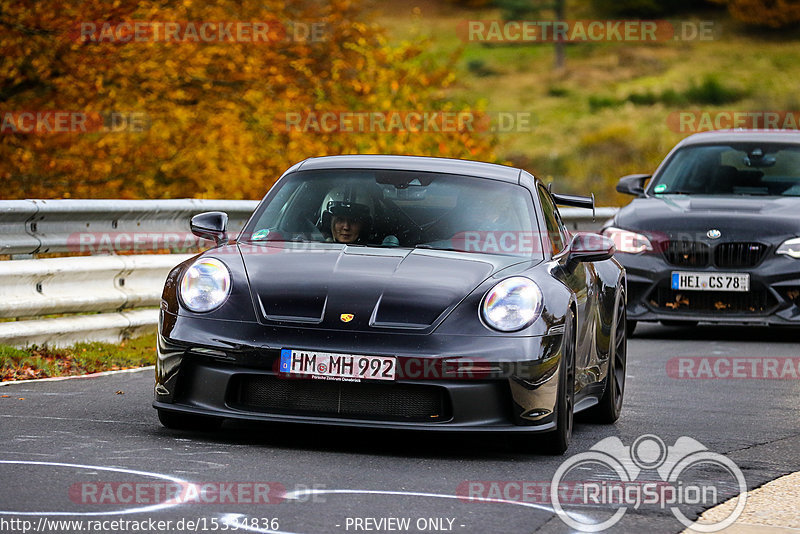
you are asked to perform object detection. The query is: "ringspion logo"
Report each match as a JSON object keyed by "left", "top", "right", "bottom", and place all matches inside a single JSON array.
[{"left": 550, "top": 434, "right": 746, "bottom": 532}]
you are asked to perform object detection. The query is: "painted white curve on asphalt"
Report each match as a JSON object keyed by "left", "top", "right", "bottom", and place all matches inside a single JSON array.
[
  {"left": 220, "top": 487, "right": 595, "bottom": 534},
  {"left": 0, "top": 460, "right": 192, "bottom": 517},
  {"left": 0, "top": 366, "right": 154, "bottom": 386}
]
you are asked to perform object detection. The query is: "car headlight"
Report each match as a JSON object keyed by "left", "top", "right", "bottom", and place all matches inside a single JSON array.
[
  {"left": 179, "top": 258, "right": 231, "bottom": 312},
  {"left": 602, "top": 226, "right": 653, "bottom": 254},
  {"left": 482, "top": 277, "right": 543, "bottom": 332},
  {"left": 777, "top": 237, "right": 800, "bottom": 259}
]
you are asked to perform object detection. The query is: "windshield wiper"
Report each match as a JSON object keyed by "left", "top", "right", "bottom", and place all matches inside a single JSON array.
[
  {"left": 243, "top": 237, "right": 314, "bottom": 244},
  {"left": 414, "top": 244, "right": 462, "bottom": 252}
]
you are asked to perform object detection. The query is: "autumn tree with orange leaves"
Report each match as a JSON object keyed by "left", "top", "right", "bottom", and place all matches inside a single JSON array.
[
  {"left": 0, "top": 0, "right": 498, "bottom": 200},
  {"left": 712, "top": 0, "right": 800, "bottom": 28}
]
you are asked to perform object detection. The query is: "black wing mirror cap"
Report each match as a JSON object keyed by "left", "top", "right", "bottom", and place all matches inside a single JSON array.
[
  {"left": 616, "top": 174, "right": 651, "bottom": 197},
  {"left": 190, "top": 211, "right": 229, "bottom": 244},
  {"left": 566, "top": 232, "right": 616, "bottom": 267}
]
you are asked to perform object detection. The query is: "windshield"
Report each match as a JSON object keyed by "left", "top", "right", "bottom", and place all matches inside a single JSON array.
[
  {"left": 649, "top": 143, "right": 800, "bottom": 196},
  {"left": 241, "top": 169, "right": 541, "bottom": 258}
]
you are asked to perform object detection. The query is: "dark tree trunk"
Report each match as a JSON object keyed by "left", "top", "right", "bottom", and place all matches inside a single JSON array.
[{"left": 554, "top": 0, "right": 566, "bottom": 69}]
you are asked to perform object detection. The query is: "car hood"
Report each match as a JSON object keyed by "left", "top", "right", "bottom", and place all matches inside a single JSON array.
[
  {"left": 238, "top": 243, "right": 529, "bottom": 332},
  {"left": 614, "top": 195, "right": 800, "bottom": 241}
]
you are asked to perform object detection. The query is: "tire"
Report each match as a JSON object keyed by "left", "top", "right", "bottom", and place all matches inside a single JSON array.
[
  {"left": 586, "top": 294, "right": 627, "bottom": 424},
  {"left": 538, "top": 308, "right": 576, "bottom": 455},
  {"left": 661, "top": 320, "right": 698, "bottom": 328},
  {"left": 626, "top": 319, "right": 637, "bottom": 337},
  {"left": 157, "top": 409, "right": 222, "bottom": 431}
]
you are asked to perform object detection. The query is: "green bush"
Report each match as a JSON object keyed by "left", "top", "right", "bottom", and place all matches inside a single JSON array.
[
  {"left": 548, "top": 86, "right": 570, "bottom": 97},
  {"left": 589, "top": 95, "right": 622, "bottom": 111},
  {"left": 591, "top": 77, "right": 746, "bottom": 110},
  {"left": 683, "top": 76, "right": 746, "bottom": 105},
  {"left": 466, "top": 59, "right": 497, "bottom": 77}
]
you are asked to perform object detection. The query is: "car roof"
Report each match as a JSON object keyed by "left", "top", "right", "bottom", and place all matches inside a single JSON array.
[
  {"left": 294, "top": 155, "right": 522, "bottom": 183},
  {"left": 678, "top": 129, "right": 800, "bottom": 147}
]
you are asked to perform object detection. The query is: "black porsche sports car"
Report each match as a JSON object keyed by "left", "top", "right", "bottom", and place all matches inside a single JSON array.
[
  {"left": 604, "top": 130, "right": 800, "bottom": 333},
  {"left": 154, "top": 155, "right": 627, "bottom": 454}
]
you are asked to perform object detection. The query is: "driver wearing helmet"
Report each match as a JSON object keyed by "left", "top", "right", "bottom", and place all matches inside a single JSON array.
[{"left": 318, "top": 185, "right": 374, "bottom": 244}]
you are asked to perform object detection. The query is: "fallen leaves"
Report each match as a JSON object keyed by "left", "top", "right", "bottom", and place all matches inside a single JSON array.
[
  {"left": 1, "top": 334, "right": 157, "bottom": 382},
  {"left": 665, "top": 294, "right": 690, "bottom": 309}
]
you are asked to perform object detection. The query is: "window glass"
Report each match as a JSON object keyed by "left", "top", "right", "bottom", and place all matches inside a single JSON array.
[
  {"left": 650, "top": 144, "right": 800, "bottom": 196},
  {"left": 242, "top": 170, "right": 541, "bottom": 258}
]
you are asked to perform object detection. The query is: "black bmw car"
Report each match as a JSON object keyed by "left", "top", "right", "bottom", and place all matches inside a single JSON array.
[
  {"left": 604, "top": 130, "right": 800, "bottom": 333},
  {"left": 154, "top": 155, "right": 627, "bottom": 453}
]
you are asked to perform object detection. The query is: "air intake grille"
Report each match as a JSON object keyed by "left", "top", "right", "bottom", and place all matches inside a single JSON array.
[
  {"left": 714, "top": 242, "right": 768, "bottom": 268},
  {"left": 229, "top": 375, "right": 451, "bottom": 422},
  {"left": 651, "top": 286, "right": 773, "bottom": 314},
  {"left": 664, "top": 240, "right": 710, "bottom": 267}
]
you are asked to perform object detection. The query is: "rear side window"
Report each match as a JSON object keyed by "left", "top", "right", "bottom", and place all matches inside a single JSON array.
[{"left": 537, "top": 186, "right": 565, "bottom": 254}]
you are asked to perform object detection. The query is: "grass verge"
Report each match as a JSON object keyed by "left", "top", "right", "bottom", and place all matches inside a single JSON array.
[{"left": 0, "top": 334, "right": 156, "bottom": 382}]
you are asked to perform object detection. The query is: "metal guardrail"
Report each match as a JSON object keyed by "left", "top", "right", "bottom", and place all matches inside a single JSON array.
[
  {"left": 0, "top": 200, "right": 619, "bottom": 347},
  {"left": 0, "top": 254, "right": 194, "bottom": 318},
  {"left": 0, "top": 199, "right": 258, "bottom": 256}
]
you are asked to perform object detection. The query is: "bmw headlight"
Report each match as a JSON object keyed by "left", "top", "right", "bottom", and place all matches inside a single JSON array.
[
  {"left": 179, "top": 258, "right": 231, "bottom": 312},
  {"left": 777, "top": 237, "right": 800, "bottom": 259},
  {"left": 602, "top": 226, "right": 653, "bottom": 254},
  {"left": 482, "top": 277, "right": 543, "bottom": 332}
]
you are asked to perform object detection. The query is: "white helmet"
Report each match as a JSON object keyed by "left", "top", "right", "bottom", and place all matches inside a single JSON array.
[{"left": 318, "top": 185, "right": 375, "bottom": 240}]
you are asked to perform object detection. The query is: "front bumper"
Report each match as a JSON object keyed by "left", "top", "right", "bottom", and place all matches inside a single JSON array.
[
  {"left": 619, "top": 251, "right": 800, "bottom": 325},
  {"left": 154, "top": 311, "right": 565, "bottom": 432}
]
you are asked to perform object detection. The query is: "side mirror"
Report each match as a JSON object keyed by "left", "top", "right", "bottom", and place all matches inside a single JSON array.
[
  {"left": 616, "top": 174, "right": 651, "bottom": 197},
  {"left": 190, "top": 211, "right": 228, "bottom": 244},
  {"left": 566, "top": 233, "right": 615, "bottom": 268}
]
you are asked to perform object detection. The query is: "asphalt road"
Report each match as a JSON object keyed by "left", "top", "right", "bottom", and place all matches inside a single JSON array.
[{"left": 1, "top": 323, "right": 798, "bottom": 534}]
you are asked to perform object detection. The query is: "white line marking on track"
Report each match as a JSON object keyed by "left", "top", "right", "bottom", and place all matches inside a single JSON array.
[
  {"left": 0, "top": 366, "right": 154, "bottom": 387},
  {"left": 0, "top": 460, "right": 190, "bottom": 517}
]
